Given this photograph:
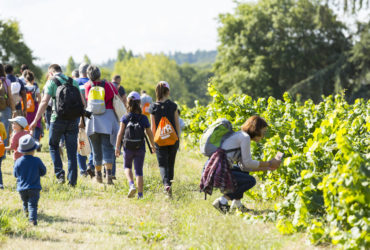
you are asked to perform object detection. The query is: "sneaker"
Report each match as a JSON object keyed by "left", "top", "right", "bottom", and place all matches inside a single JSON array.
[
  {"left": 57, "top": 177, "right": 65, "bottom": 184},
  {"left": 212, "top": 199, "right": 230, "bottom": 214},
  {"left": 0, "top": 184, "right": 3, "bottom": 189},
  {"left": 86, "top": 167, "right": 95, "bottom": 178},
  {"left": 230, "top": 204, "right": 252, "bottom": 213},
  {"left": 127, "top": 185, "right": 136, "bottom": 198},
  {"left": 112, "top": 176, "right": 117, "bottom": 180},
  {"left": 80, "top": 171, "right": 88, "bottom": 177},
  {"left": 107, "top": 175, "right": 114, "bottom": 185},
  {"left": 96, "top": 175, "right": 103, "bottom": 184},
  {"left": 164, "top": 186, "right": 172, "bottom": 198}
]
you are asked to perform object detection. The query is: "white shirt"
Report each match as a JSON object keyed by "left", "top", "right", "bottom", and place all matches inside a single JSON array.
[{"left": 221, "top": 131, "right": 259, "bottom": 171}]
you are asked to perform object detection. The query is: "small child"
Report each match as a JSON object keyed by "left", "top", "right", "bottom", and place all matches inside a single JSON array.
[
  {"left": 13, "top": 134, "right": 46, "bottom": 226},
  {"left": 6, "top": 116, "right": 29, "bottom": 161},
  {"left": 0, "top": 121, "right": 7, "bottom": 189},
  {"left": 115, "top": 91, "right": 155, "bottom": 199}
]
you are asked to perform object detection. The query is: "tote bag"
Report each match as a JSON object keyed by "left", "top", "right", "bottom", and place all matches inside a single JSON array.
[
  {"left": 108, "top": 82, "right": 127, "bottom": 120},
  {"left": 78, "top": 128, "right": 91, "bottom": 156}
]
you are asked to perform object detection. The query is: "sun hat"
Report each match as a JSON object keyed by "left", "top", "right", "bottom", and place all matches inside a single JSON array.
[
  {"left": 9, "top": 116, "right": 28, "bottom": 129},
  {"left": 127, "top": 91, "right": 141, "bottom": 101},
  {"left": 159, "top": 81, "right": 170, "bottom": 89},
  {"left": 17, "top": 134, "right": 40, "bottom": 153}
]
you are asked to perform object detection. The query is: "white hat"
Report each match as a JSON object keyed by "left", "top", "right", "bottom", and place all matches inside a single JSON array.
[
  {"left": 9, "top": 116, "right": 28, "bottom": 129},
  {"left": 11, "top": 81, "right": 21, "bottom": 95},
  {"left": 159, "top": 81, "right": 170, "bottom": 89},
  {"left": 127, "top": 91, "right": 141, "bottom": 101}
]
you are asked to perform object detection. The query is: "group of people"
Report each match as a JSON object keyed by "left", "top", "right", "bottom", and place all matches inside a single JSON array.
[{"left": 0, "top": 61, "right": 282, "bottom": 226}]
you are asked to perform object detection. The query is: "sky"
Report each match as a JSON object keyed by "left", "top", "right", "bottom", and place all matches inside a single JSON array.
[
  {"left": 0, "top": 0, "right": 236, "bottom": 65},
  {"left": 0, "top": 0, "right": 369, "bottom": 66}
]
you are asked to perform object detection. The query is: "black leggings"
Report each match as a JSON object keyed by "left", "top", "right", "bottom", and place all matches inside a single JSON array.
[{"left": 155, "top": 141, "right": 179, "bottom": 186}]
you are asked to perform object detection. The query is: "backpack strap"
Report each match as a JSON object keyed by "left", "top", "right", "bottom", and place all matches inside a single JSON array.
[
  {"left": 52, "top": 76, "right": 61, "bottom": 87},
  {"left": 224, "top": 148, "right": 240, "bottom": 154}
]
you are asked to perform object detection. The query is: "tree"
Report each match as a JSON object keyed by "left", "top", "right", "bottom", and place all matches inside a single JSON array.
[
  {"left": 116, "top": 46, "right": 133, "bottom": 62},
  {"left": 83, "top": 54, "right": 91, "bottom": 64},
  {"left": 0, "top": 19, "right": 42, "bottom": 79},
  {"left": 112, "top": 54, "right": 190, "bottom": 105},
  {"left": 213, "top": 0, "right": 350, "bottom": 101},
  {"left": 65, "top": 56, "right": 76, "bottom": 76}
]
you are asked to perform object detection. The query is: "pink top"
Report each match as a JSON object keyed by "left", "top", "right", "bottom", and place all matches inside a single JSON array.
[
  {"left": 10, "top": 130, "right": 29, "bottom": 160},
  {"left": 84, "top": 81, "right": 118, "bottom": 110}
]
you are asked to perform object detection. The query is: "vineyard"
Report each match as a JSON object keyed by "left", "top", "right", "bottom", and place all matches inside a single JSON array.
[{"left": 181, "top": 84, "right": 369, "bottom": 249}]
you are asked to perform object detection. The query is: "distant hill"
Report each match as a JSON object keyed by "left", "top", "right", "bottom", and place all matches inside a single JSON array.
[{"left": 168, "top": 50, "right": 217, "bottom": 67}]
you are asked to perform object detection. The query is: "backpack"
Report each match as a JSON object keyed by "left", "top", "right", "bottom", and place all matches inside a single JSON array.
[
  {"left": 142, "top": 102, "right": 151, "bottom": 116},
  {"left": 0, "top": 134, "right": 4, "bottom": 157},
  {"left": 0, "top": 78, "right": 8, "bottom": 111},
  {"left": 21, "top": 85, "right": 38, "bottom": 113},
  {"left": 53, "top": 76, "right": 84, "bottom": 120},
  {"left": 199, "top": 118, "right": 239, "bottom": 157},
  {"left": 154, "top": 116, "right": 178, "bottom": 146},
  {"left": 123, "top": 115, "right": 145, "bottom": 150},
  {"left": 87, "top": 81, "right": 106, "bottom": 115}
]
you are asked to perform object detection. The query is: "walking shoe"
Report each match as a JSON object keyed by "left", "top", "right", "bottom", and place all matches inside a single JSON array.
[
  {"left": 57, "top": 177, "right": 65, "bottom": 184},
  {"left": 127, "top": 185, "right": 136, "bottom": 198},
  {"left": 81, "top": 171, "right": 88, "bottom": 177},
  {"left": 164, "top": 185, "right": 172, "bottom": 198},
  {"left": 86, "top": 167, "right": 95, "bottom": 178},
  {"left": 230, "top": 203, "right": 252, "bottom": 213},
  {"left": 96, "top": 175, "right": 103, "bottom": 184},
  {"left": 212, "top": 199, "right": 230, "bottom": 214},
  {"left": 0, "top": 184, "right": 4, "bottom": 189},
  {"left": 107, "top": 175, "right": 114, "bottom": 185},
  {"left": 112, "top": 176, "right": 117, "bottom": 180}
]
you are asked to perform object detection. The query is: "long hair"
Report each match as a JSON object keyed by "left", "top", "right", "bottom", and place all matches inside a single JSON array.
[
  {"left": 155, "top": 82, "right": 169, "bottom": 101},
  {"left": 241, "top": 115, "right": 268, "bottom": 139},
  {"left": 24, "top": 70, "right": 35, "bottom": 83},
  {"left": 128, "top": 99, "right": 142, "bottom": 114}
]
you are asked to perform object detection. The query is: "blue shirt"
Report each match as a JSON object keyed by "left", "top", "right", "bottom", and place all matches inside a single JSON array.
[
  {"left": 76, "top": 77, "right": 89, "bottom": 97},
  {"left": 13, "top": 155, "right": 47, "bottom": 191},
  {"left": 121, "top": 113, "right": 150, "bottom": 151}
]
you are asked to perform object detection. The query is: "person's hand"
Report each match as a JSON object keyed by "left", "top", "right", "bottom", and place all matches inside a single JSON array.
[
  {"left": 115, "top": 149, "right": 120, "bottom": 158},
  {"left": 29, "top": 121, "right": 36, "bottom": 131},
  {"left": 151, "top": 146, "right": 156, "bottom": 154},
  {"left": 269, "top": 159, "right": 281, "bottom": 170}
]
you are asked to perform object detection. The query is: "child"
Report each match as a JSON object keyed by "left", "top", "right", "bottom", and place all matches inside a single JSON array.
[
  {"left": 6, "top": 116, "right": 29, "bottom": 161},
  {"left": 115, "top": 91, "right": 155, "bottom": 199},
  {"left": 13, "top": 134, "right": 46, "bottom": 225},
  {"left": 0, "top": 121, "right": 7, "bottom": 189}
]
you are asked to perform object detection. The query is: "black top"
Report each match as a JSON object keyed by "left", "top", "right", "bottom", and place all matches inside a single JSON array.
[{"left": 149, "top": 99, "right": 178, "bottom": 135}]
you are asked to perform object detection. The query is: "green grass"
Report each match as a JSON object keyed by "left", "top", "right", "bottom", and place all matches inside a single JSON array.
[{"left": 0, "top": 136, "right": 328, "bottom": 249}]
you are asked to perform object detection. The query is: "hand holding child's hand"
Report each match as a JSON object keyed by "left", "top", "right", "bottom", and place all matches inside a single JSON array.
[{"left": 115, "top": 149, "right": 120, "bottom": 158}]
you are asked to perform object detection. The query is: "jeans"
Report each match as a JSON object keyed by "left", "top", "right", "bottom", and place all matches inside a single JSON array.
[
  {"left": 0, "top": 157, "right": 3, "bottom": 187},
  {"left": 155, "top": 141, "right": 179, "bottom": 186},
  {"left": 19, "top": 189, "right": 40, "bottom": 223},
  {"left": 88, "top": 151, "right": 94, "bottom": 170},
  {"left": 49, "top": 118, "right": 78, "bottom": 185},
  {"left": 45, "top": 109, "right": 52, "bottom": 130},
  {"left": 226, "top": 167, "right": 256, "bottom": 200},
  {"left": 89, "top": 133, "right": 115, "bottom": 166},
  {"left": 33, "top": 127, "right": 41, "bottom": 142},
  {"left": 0, "top": 107, "right": 11, "bottom": 146},
  {"left": 77, "top": 153, "right": 87, "bottom": 174}
]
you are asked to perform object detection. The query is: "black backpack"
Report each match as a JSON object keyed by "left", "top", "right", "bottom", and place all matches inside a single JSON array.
[
  {"left": 53, "top": 76, "right": 84, "bottom": 120},
  {"left": 123, "top": 115, "right": 145, "bottom": 150}
]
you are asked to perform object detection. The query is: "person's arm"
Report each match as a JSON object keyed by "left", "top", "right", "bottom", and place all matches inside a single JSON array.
[
  {"left": 122, "top": 94, "right": 127, "bottom": 108},
  {"left": 29, "top": 94, "right": 51, "bottom": 130},
  {"left": 39, "top": 160, "right": 47, "bottom": 177},
  {"left": 174, "top": 109, "right": 180, "bottom": 139},
  {"left": 36, "top": 92, "right": 41, "bottom": 104},
  {"left": 151, "top": 114, "right": 156, "bottom": 137},
  {"left": 115, "top": 122, "right": 126, "bottom": 157},
  {"left": 145, "top": 127, "right": 156, "bottom": 154},
  {"left": 13, "top": 163, "right": 18, "bottom": 177}
]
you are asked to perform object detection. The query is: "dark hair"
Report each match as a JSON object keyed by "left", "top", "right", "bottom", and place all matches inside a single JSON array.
[
  {"left": 127, "top": 99, "right": 142, "bottom": 114},
  {"left": 241, "top": 116, "right": 268, "bottom": 139},
  {"left": 112, "top": 75, "right": 121, "bottom": 82},
  {"left": 20, "top": 64, "right": 29, "bottom": 72},
  {"left": 141, "top": 90, "right": 146, "bottom": 94},
  {"left": 48, "top": 64, "right": 62, "bottom": 73},
  {"left": 87, "top": 65, "right": 101, "bottom": 81},
  {"left": 0, "top": 64, "right": 5, "bottom": 77},
  {"left": 155, "top": 82, "right": 169, "bottom": 101},
  {"left": 24, "top": 70, "right": 35, "bottom": 83},
  {"left": 4, "top": 64, "right": 14, "bottom": 74}
]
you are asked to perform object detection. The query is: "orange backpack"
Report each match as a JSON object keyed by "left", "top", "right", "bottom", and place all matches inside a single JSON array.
[
  {"left": 154, "top": 117, "right": 178, "bottom": 146},
  {"left": 142, "top": 102, "right": 150, "bottom": 116},
  {"left": 21, "top": 87, "right": 36, "bottom": 113}
]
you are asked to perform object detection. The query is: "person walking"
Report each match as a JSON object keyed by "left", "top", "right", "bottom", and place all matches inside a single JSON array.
[
  {"left": 149, "top": 81, "right": 180, "bottom": 197},
  {"left": 115, "top": 91, "right": 155, "bottom": 198},
  {"left": 5, "top": 64, "right": 27, "bottom": 117},
  {"left": 84, "top": 65, "right": 119, "bottom": 185},
  {"left": 29, "top": 64, "right": 85, "bottom": 186}
]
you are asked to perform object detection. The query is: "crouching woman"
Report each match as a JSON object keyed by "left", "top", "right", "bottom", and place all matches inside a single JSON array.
[{"left": 213, "top": 115, "right": 281, "bottom": 213}]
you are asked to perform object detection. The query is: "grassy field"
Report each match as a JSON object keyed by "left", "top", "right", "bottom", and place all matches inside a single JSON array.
[{"left": 0, "top": 136, "right": 328, "bottom": 249}]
